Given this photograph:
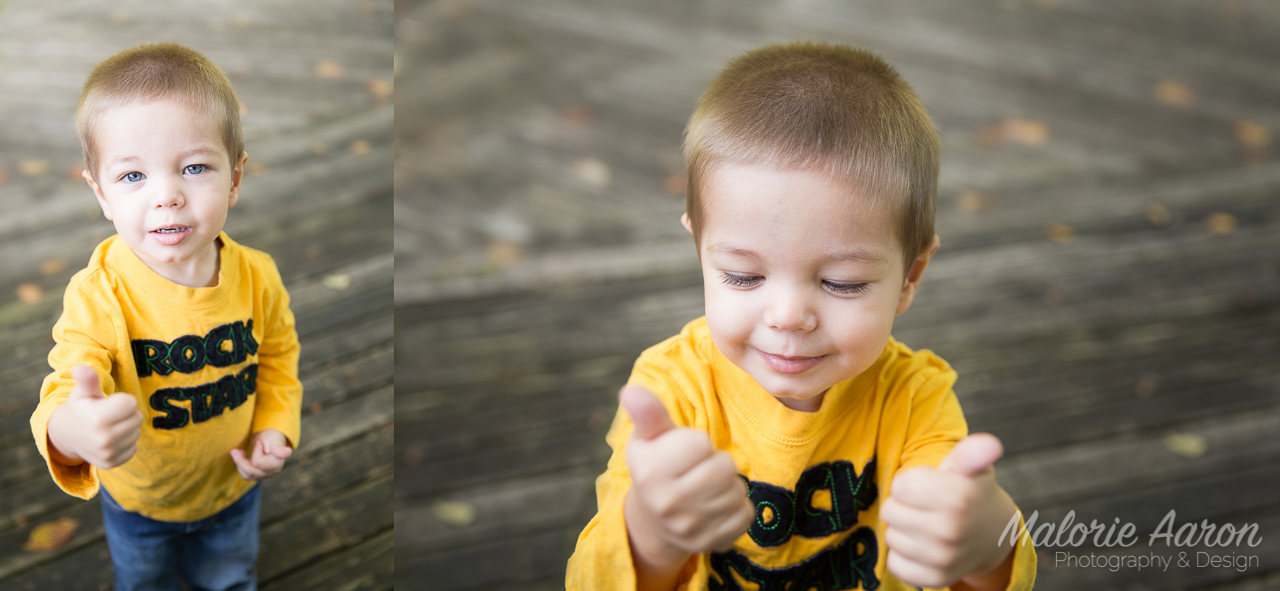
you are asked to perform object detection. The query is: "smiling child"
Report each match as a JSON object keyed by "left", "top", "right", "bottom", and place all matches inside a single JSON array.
[
  {"left": 567, "top": 42, "right": 1036, "bottom": 590},
  {"left": 29, "top": 43, "right": 301, "bottom": 591}
]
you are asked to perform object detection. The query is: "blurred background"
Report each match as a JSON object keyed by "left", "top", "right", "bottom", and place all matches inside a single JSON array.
[
  {"left": 0, "top": 1, "right": 393, "bottom": 589},
  {"left": 396, "top": 0, "right": 1280, "bottom": 589}
]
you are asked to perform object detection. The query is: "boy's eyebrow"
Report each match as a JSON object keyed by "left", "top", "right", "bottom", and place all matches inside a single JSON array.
[
  {"left": 107, "top": 147, "right": 224, "bottom": 167},
  {"left": 706, "top": 244, "right": 889, "bottom": 265}
]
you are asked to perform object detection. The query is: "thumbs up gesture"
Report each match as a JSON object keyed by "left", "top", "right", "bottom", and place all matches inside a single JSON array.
[
  {"left": 881, "top": 433, "right": 1018, "bottom": 589},
  {"left": 620, "top": 385, "right": 754, "bottom": 584},
  {"left": 46, "top": 364, "right": 144, "bottom": 469}
]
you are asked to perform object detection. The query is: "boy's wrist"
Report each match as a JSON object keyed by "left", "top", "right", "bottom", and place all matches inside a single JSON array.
[
  {"left": 624, "top": 489, "right": 691, "bottom": 590},
  {"left": 955, "top": 542, "right": 1015, "bottom": 591},
  {"left": 46, "top": 408, "right": 85, "bottom": 466}
]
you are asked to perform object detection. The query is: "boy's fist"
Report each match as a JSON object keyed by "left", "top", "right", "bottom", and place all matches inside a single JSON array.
[
  {"left": 881, "top": 433, "right": 1017, "bottom": 588},
  {"left": 47, "top": 364, "right": 144, "bottom": 468},
  {"left": 622, "top": 385, "right": 754, "bottom": 564},
  {"left": 230, "top": 429, "right": 293, "bottom": 481}
]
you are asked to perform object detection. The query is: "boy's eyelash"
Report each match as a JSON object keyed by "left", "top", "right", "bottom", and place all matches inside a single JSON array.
[
  {"left": 721, "top": 273, "right": 762, "bottom": 288},
  {"left": 185, "top": 164, "right": 208, "bottom": 174},
  {"left": 824, "top": 281, "right": 869, "bottom": 295}
]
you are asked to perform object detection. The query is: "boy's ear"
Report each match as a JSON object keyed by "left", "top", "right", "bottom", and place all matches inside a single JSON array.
[
  {"left": 896, "top": 234, "right": 941, "bottom": 315},
  {"left": 82, "top": 168, "right": 113, "bottom": 221},
  {"left": 680, "top": 212, "right": 693, "bottom": 235},
  {"left": 228, "top": 151, "right": 249, "bottom": 208}
]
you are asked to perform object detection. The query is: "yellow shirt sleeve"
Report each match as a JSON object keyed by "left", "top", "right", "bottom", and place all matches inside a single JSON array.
[{"left": 247, "top": 254, "right": 303, "bottom": 448}]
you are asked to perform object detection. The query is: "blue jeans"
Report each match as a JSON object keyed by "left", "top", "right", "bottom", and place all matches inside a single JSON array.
[{"left": 100, "top": 484, "right": 260, "bottom": 591}]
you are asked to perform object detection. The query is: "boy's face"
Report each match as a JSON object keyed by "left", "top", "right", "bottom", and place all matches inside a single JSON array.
[
  {"left": 85, "top": 97, "right": 245, "bottom": 280},
  {"left": 690, "top": 163, "right": 938, "bottom": 412}
]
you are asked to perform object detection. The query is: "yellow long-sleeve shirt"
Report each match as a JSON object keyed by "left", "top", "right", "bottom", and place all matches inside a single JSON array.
[
  {"left": 30, "top": 232, "right": 302, "bottom": 522},
  {"left": 567, "top": 317, "right": 1036, "bottom": 591}
]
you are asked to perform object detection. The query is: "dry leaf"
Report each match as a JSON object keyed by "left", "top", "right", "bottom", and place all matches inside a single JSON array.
[
  {"left": 957, "top": 190, "right": 987, "bottom": 213},
  {"left": 349, "top": 140, "right": 372, "bottom": 156},
  {"left": 323, "top": 274, "right": 352, "bottom": 291},
  {"left": 1164, "top": 432, "right": 1207, "bottom": 459},
  {"left": 23, "top": 517, "right": 80, "bottom": 552},
  {"left": 487, "top": 240, "right": 522, "bottom": 268},
  {"left": 310, "top": 140, "right": 328, "bottom": 156},
  {"left": 246, "top": 163, "right": 266, "bottom": 177},
  {"left": 663, "top": 173, "right": 685, "bottom": 196},
  {"left": 1145, "top": 203, "right": 1171, "bottom": 227},
  {"left": 1206, "top": 212, "right": 1237, "bottom": 235},
  {"left": 19, "top": 160, "right": 51, "bottom": 177},
  {"left": 563, "top": 106, "right": 595, "bottom": 127},
  {"left": 316, "top": 60, "right": 345, "bottom": 79},
  {"left": 979, "top": 119, "right": 1049, "bottom": 148},
  {"left": 1154, "top": 80, "right": 1196, "bottom": 108},
  {"left": 40, "top": 259, "right": 68, "bottom": 276},
  {"left": 0, "top": 169, "right": 8, "bottom": 187},
  {"left": 1232, "top": 120, "right": 1271, "bottom": 148},
  {"left": 366, "top": 78, "right": 393, "bottom": 99},
  {"left": 17, "top": 283, "right": 43, "bottom": 305},
  {"left": 1046, "top": 223, "right": 1075, "bottom": 244},
  {"left": 432, "top": 500, "right": 477, "bottom": 527},
  {"left": 309, "top": 402, "right": 323, "bottom": 414},
  {"left": 572, "top": 157, "right": 612, "bottom": 189}
]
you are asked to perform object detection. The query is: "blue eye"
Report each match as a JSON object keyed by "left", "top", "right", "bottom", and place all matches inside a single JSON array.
[
  {"left": 184, "top": 164, "right": 207, "bottom": 175},
  {"left": 123, "top": 172, "right": 144, "bottom": 183},
  {"left": 721, "top": 273, "right": 762, "bottom": 288},
  {"left": 824, "top": 281, "right": 870, "bottom": 296}
]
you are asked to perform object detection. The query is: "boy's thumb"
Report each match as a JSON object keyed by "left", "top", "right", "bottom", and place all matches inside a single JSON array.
[
  {"left": 938, "top": 433, "right": 1003, "bottom": 478},
  {"left": 620, "top": 384, "right": 676, "bottom": 441},
  {"left": 69, "top": 364, "right": 103, "bottom": 400}
]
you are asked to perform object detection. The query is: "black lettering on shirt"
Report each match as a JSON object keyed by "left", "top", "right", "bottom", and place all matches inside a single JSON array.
[
  {"left": 710, "top": 526, "right": 880, "bottom": 591},
  {"left": 149, "top": 364, "right": 257, "bottom": 430},
  {"left": 132, "top": 320, "right": 258, "bottom": 377}
]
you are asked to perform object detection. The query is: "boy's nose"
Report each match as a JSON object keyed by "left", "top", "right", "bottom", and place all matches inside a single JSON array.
[
  {"left": 153, "top": 179, "right": 185, "bottom": 208},
  {"left": 765, "top": 288, "right": 817, "bottom": 332}
]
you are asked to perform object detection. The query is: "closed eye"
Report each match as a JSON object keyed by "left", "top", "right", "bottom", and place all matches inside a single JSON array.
[
  {"left": 824, "top": 281, "right": 869, "bottom": 296},
  {"left": 721, "top": 272, "right": 762, "bottom": 289}
]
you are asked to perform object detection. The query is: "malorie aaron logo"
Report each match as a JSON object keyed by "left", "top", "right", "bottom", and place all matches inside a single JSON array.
[{"left": 1001, "top": 510, "right": 1263, "bottom": 573}]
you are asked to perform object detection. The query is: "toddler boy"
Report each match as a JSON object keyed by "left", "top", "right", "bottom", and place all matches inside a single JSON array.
[
  {"left": 567, "top": 42, "right": 1036, "bottom": 590},
  {"left": 29, "top": 43, "right": 302, "bottom": 591}
]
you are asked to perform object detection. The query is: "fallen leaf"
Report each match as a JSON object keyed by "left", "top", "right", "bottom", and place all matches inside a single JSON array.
[
  {"left": 1154, "top": 80, "right": 1195, "bottom": 108},
  {"left": 1046, "top": 222, "right": 1075, "bottom": 244},
  {"left": 1206, "top": 212, "right": 1237, "bottom": 235},
  {"left": 1145, "top": 203, "right": 1171, "bottom": 226},
  {"left": 563, "top": 106, "right": 594, "bottom": 127},
  {"left": 316, "top": 60, "right": 345, "bottom": 79},
  {"left": 0, "top": 169, "right": 8, "bottom": 186},
  {"left": 663, "top": 173, "right": 685, "bottom": 196},
  {"left": 17, "top": 283, "right": 43, "bottom": 305},
  {"left": 40, "top": 259, "right": 68, "bottom": 276},
  {"left": 310, "top": 140, "right": 328, "bottom": 156},
  {"left": 432, "top": 500, "right": 477, "bottom": 527},
  {"left": 979, "top": 119, "right": 1049, "bottom": 148},
  {"left": 23, "top": 517, "right": 80, "bottom": 552},
  {"left": 572, "top": 157, "right": 612, "bottom": 188},
  {"left": 366, "top": 78, "right": 393, "bottom": 99},
  {"left": 487, "top": 240, "right": 522, "bottom": 268},
  {"left": 246, "top": 163, "right": 266, "bottom": 177},
  {"left": 1232, "top": 120, "right": 1271, "bottom": 148},
  {"left": 349, "top": 140, "right": 372, "bottom": 156},
  {"left": 19, "top": 160, "right": 51, "bottom": 177},
  {"left": 957, "top": 190, "right": 987, "bottom": 213},
  {"left": 1164, "top": 432, "right": 1207, "bottom": 459},
  {"left": 323, "top": 274, "right": 351, "bottom": 291},
  {"left": 309, "top": 402, "right": 323, "bottom": 414}
]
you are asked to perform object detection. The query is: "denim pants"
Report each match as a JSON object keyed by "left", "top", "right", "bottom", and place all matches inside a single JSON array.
[{"left": 99, "top": 484, "right": 260, "bottom": 591}]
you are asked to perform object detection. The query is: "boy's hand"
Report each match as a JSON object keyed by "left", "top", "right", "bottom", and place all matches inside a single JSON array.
[
  {"left": 230, "top": 429, "right": 293, "bottom": 481},
  {"left": 882, "top": 433, "right": 1018, "bottom": 590},
  {"left": 46, "top": 364, "right": 143, "bottom": 468},
  {"left": 621, "top": 385, "right": 754, "bottom": 588}
]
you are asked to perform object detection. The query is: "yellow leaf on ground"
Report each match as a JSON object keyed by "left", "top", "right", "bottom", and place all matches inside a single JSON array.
[
  {"left": 1207, "top": 212, "right": 1237, "bottom": 235},
  {"left": 23, "top": 517, "right": 80, "bottom": 552},
  {"left": 349, "top": 140, "right": 372, "bottom": 156},
  {"left": 323, "top": 274, "right": 352, "bottom": 291},
  {"left": 310, "top": 140, "right": 328, "bottom": 156},
  {"left": 957, "top": 190, "right": 987, "bottom": 213},
  {"left": 432, "top": 500, "right": 477, "bottom": 527},
  {"left": 1046, "top": 223, "right": 1075, "bottom": 244},
  {"left": 1145, "top": 203, "right": 1171, "bottom": 227},
  {"left": 19, "top": 160, "right": 51, "bottom": 177},
  {"left": 247, "top": 163, "right": 266, "bottom": 177},
  {"left": 979, "top": 119, "right": 1049, "bottom": 148},
  {"left": 1154, "top": 80, "right": 1196, "bottom": 108},
  {"left": 40, "top": 259, "right": 68, "bottom": 276},
  {"left": 487, "top": 240, "right": 522, "bottom": 269},
  {"left": 366, "top": 78, "right": 393, "bottom": 99},
  {"left": 1232, "top": 120, "right": 1271, "bottom": 148},
  {"left": 316, "top": 60, "right": 345, "bottom": 79},
  {"left": 1164, "top": 432, "right": 1207, "bottom": 459},
  {"left": 663, "top": 173, "right": 685, "bottom": 196},
  {"left": 16, "top": 283, "right": 43, "bottom": 305}
]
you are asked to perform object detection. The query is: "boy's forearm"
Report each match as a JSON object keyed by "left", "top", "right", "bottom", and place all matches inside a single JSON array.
[
  {"left": 625, "top": 490, "right": 691, "bottom": 591},
  {"left": 954, "top": 544, "right": 1014, "bottom": 591}
]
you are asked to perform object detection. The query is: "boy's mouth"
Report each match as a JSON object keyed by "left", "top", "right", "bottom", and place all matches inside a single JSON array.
[
  {"left": 150, "top": 225, "right": 191, "bottom": 246},
  {"left": 756, "top": 349, "right": 828, "bottom": 374}
]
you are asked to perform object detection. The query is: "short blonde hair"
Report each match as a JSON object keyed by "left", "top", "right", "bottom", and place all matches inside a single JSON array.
[
  {"left": 76, "top": 42, "right": 242, "bottom": 179},
  {"left": 683, "top": 41, "right": 940, "bottom": 272}
]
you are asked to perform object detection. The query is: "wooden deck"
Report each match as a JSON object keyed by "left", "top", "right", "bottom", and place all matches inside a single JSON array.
[
  {"left": 395, "top": 1, "right": 1280, "bottom": 589},
  {"left": 0, "top": 1, "right": 393, "bottom": 589}
]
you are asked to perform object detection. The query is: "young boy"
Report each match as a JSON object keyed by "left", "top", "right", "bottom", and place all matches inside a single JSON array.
[
  {"left": 28, "top": 43, "right": 302, "bottom": 591},
  {"left": 567, "top": 42, "right": 1036, "bottom": 590}
]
